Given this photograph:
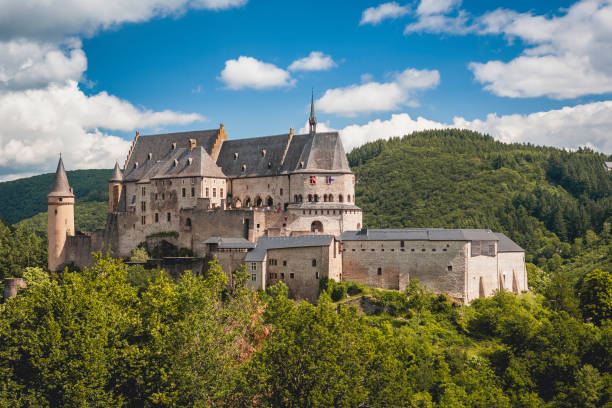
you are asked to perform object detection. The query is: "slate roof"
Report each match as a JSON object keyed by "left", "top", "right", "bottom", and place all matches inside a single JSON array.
[
  {"left": 340, "top": 228, "right": 499, "bottom": 242},
  {"left": 604, "top": 162, "right": 612, "bottom": 170},
  {"left": 124, "top": 146, "right": 225, "bottom": 182},
  {"left": 204, "top": 237, "right": 257, "bottom": 249},
  {"left": 123, "top": 129, "right": 352, "bottom": 182},
  {"left": 245, "top": 235, "right": 334, "bottom": 262},
  {"left": 494, "top": 233, "right": 524, "bottom": 252},
  {"left": 48, "top": 157, "right": 74, "bottom": 197},
  {"left": 124, "top": 129, "right": 220, "bottom": 174},
  {"left": 109, "top": 162, "right": 123, "bottom": 182}
]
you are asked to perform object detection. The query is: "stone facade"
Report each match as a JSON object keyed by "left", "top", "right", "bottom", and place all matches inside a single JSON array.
[{"left": 46, "top": 100, "right": 527, "bottom": 303}]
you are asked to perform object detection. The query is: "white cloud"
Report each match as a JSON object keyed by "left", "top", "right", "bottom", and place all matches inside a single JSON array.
[
  {"left": 334, "top": 101, "right": 612, "bottom": 154},
  {"left": 0, "top": 81, "right": 204, "bottom": 178},
  {"left": 0, "top": 0, "right": 248, "bottom": 40},
  {"left": 288, "top": 51, "right": 336, "bottom": 72},
  {"left": 404, "top": 11, "right": 471, "bottom": 34},
  {"left": 416, "top": 0, "right": 461, "bottom": 16},
  {"left": 317, "top": 68, "right": 440, "bottom": 116},
  {"left": 219, "top": 56, "right": 294, "bottom": 90},
  {"left": 470, "top": 0, "right": 612, "bottom": 99},
  {"left": 360, "top": 2, "right": 410, "bottom": 25},
  {"left": 0, "top": 39, "right": 86, "bottom": 90}
]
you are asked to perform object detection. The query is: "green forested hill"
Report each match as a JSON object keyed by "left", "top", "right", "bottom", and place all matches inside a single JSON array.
[
  {"left": 0, "top": 169, "right": 111, "bottom": 224},
  {"left": 350, "top": 129, "right": 612, "bottom": 262}
]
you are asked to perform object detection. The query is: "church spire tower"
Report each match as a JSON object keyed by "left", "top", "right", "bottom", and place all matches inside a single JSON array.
[
  {"left": 47, "top": 155, "right": 75, "bottom": 271},
  {"left": 309, "top": 89, "right": 317, "bottom": 134}
]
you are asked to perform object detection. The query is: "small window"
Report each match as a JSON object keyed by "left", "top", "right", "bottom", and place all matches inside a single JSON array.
[
  {"left": 142, "top": 187, "right": 146, "bottom": 195},
  {"left": 361, "top": 248, "right": 366, "bottom": 251},
  {"left": 167, "top": 212, "right": 171, "bottom": 222},
  {"left": 352, "top": 248, "right": 356, "bottom": 252},
  {"left": 315, "top": 272, "right": 319, "bottom": 279},
  {"left": 290, "top": 273, "right": 294, "bottom": 279},
  {"left": 141, "top": 216, "right": 146, "bottom": 225},
  {"left": 401, "top": 240, "right": 405, "bottom": 247},
  {"left": 256, "top": 224, "right": 260, "bottom": 228},
  {"left": 162, "top": 193, "right": 165, "bottom": 200},
  {"left": 280, "top": 273, "right": 285, "bottom": 279},
  {"left": 220, "top": 188, "right": 224, "bottom": 197},
  {"left": 251, "top": 274, "right": 256, "bottom": 281},
  {"left": 377, "top": 267, "right": 382, "bottom": 276},
  {"left": 213, "top": 188, "right": 216, "bottom": 198},
  {"left": 155, "top": 213, "right": 159, "bottom": 223},
  {"left": 309, "top": 175, "right": 316, "bottom": 184},
  {"left": 206, "top": 188, "right": 209, "bottom": 197},
  {"left": 443, "top": 248, "right": 447, "bottom": 252},
  {"left": 280, "top": 188, "right": 283, "bottom": 196},
  {"left": 447, "top": 265, "right": 452, "bottom": 272},
  {"left": 421, "top": 248, "right": 426, "bottom": 252},
  {"left": 250, "top": 262, "right": 257, "bottom": 271},
  {"left": 312, "top": 259, "right": 317, "bottom": 267},
  {"left": 191, "top": 187, "right": 195, "bottom": 197},
  {"left": 186, "top": 218, "right": 192, "bottom": 227},
  {"left": 411, "top": 248, "right": 415, "bottom": 252},
  {"left": 182, "top": 188, "right": 186, "bottom": 198},
  {"left": 283, "top": 260, "right": 287, "bottom": 266},
  {"left": 432, "top": 248, "right": 436, "bottom": 252},
  {"left": 155, "top": 193, "right": 158, "bottom": 200},
  {"left": 141, "top": 201, "right": 146, "bottom": 211}
]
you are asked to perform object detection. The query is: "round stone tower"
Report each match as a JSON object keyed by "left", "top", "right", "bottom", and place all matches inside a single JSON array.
[
  {"left": 109, "top": 161, "right": 124, "bottom": 212},
  {"left": 47, "top": 156, "right": 75, "bottom": 271}
]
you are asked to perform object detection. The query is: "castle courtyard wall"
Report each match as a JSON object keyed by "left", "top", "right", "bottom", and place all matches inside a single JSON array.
[
  {"left": 498, "top": 252, "right": 528, "bottom": 293},
  {"left": 466, "top": 242, "right": 499, "bottom": 302}
]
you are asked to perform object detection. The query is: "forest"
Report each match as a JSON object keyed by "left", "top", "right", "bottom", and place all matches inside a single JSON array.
[{"left": 0, "top": 129, "right": 611, "bottom": 407}]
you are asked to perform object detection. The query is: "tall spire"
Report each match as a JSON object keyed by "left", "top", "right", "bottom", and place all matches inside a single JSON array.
[
  {"left": 48, "top": 156, "right": 73, "bottom": 197},
  {"left": 309, "top": 89, "right": 317, "bottom": 134},
  {"left": 109, "top": 161, "right": 123, "bottom": 182}
]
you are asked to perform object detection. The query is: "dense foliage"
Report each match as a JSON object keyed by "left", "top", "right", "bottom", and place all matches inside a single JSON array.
[
  {"left": 349, "top": 129, "right": 612, "bottom": 264},
  {"left": 0, "top": 219, "right": 46, "bottom": 280}
]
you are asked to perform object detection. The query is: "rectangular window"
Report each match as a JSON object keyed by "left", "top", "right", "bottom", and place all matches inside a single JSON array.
[
  {"left": 182, "top": 188, "right": 186, "bottom": 198},
  {"left": 191, "top": 187, "right": 195, "bottom": 197},
  {"left": 401, "top": 240, "right": 405, "bottom": 247},
  {"left": 377, "top": 267, "right": 382, "bottom": 276},
  {"left": 141, "top": 201, "right": 146, "bottom": 212},
  {"left": 280, "top": 188, "right": 283, "bottom": 196},
  {"left": 155, "top": 193, "right": 158, "bottom": 200},
  {"left": 154, "top": 213, "right": 159, "bottom": 223},
  {"left": 315, "top": 272, "right": 319, "bottom": 279},
  {"left": 220, "top": 188, "right": 224, "bottom": 197},
  {"left": 250, "top": 262, "right": 257, "bottom": 271},
  {"left": 312, "top": 259, "right": 317, "bottom": 267},
  {"left": 290, "top": 273, "right": 294, "bottom": 279},
  {"left": 309, "top": 175, "right": 316, "bottom": 184},
  {"left": 141, "top": 187, "right": 146, "bottom": 195},
  {"left": 326, "top": 176, "right": 333, "bottom": 184},
  {"left": 280, "top": 273, "right": 285, "bottom": 279},
  {"left": 167, "top": 212, "right": 171, "bottom": 222},
  {"left": 141, "top": 216, "right": 146, "bottom": 225},
  {"left": 162, "top": 193, "right": 165, "bottom": 200},
  {"left": 191, "top": 178, "right": 195, "bottom": 185},
  {"left": 448, "top": 265, "right": 452, "bottom": 272},
  {"left": 283, "top": 260, "right": 287, "bottom": 266},
  {"left": 251, "top": 274, "right": 256, "bottom": 281},
  {"left": 213, "top": 188, "right": 216, "bottom": 198},
  {"left": 206, "top": 188, "right": 209, "bottom": 197}
]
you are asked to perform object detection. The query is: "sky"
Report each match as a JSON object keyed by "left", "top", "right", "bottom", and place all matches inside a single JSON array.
[{"left": 1, "top": 0, "right": 612, "bottom": 180}]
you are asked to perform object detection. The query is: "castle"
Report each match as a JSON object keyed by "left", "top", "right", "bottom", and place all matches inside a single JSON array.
[{"left": 47, "top": 97, "right": 527, "bottom": 303}]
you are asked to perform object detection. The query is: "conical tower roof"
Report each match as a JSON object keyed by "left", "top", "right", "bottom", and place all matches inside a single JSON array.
[
  {"left": 109, "top": 162, "right": 123, "bottom": 182},
  {"left": 48, "top": 156, "right": 74, "bottom": 197}
]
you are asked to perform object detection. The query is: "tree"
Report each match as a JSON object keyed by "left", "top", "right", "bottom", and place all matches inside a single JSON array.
[{"left": 580, "top": 269, "right": 612, "bottom": 325}]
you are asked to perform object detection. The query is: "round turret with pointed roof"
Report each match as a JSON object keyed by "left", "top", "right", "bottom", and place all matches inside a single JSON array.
[
  {"left": 109, "top": 162, "right": 124, "bottom": 182},
  {"left": 47, "top": 156, "right": 74, "bottom": 197}
]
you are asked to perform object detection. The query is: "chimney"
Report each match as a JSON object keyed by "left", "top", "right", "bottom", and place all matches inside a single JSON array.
[{"left": 189, "top": 139, "right": 197, "bottom": 151}]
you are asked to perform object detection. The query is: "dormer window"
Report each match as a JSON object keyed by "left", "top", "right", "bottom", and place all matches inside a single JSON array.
[
  {"left": 134, "top": 162, "right": 139, "bottom": 169},
  {"left": 241, "top": 164, "right": 246, "bottom": 172},
  {"left": 171, "top": 142, "right": 177, "bottom": 150},
  {"left": 187, "top": 158, "right": 193, "bottom": 165},
  {"left": 148, "top": 153, "right": 153, "bottom": 160},
  {"left": 173, "top": 159, "right": 178, "bottom": 167},
  {"left": 268, "top": 161, "right": 272, "bottom": 168},
  {"left": 234, "top": 152, "right": 239, "bottom": 160},
  {"left": 261, "top": 149, "right": 266, "bottom": 157},
  {"left": 299, "top": 161, "right": 304, "bottom": 168}
]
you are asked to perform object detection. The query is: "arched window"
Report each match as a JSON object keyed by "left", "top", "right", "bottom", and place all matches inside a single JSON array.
[
  {"left": 256, "top": 196, "right": 263, "bottom": 207},
  {"left": 186, "top": 218, "right": 192, "bottom": 227},
  {"left": 245, "top": 197, "right": 252, "bottom": 207},
  {"left": 328, "top": 194, "right": 333, "bottom": 202},
  {"left": 267, "top": 196, "right": 273, "bottom": 207},
  {"left": 308, "top": 194, "right": 313, "bottom": 202},
  {"left": 347, "top": 194, "right": 351, "bottom": 202},
  {"left": 314, "top": 194, "right": 319, "bottom": 202},
  {"left": 298, "top": 194, "right": 303, "bottom": 203},
  {"left": 311, "top": 221, "right": 323, "bottom": 233},
  {"left": 323, "top": 194, "right": 328, "bottom": 202},
  {"left": 294, "top": 195, "right": 298, "bottom": 202},
  {"left": 339, "top": 194, "right": 344, "bottom": 203},
  {"left": 234, "top": 198, "right": 242, "bottom": 208}
]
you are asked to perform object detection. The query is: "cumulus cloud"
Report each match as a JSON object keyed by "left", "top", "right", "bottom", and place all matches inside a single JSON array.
[
  {"left": 0, "top": 81, "right": 204, "bottom": 178},
  {"left": 360, "top": 2, "right": 410, "bottom": 25},
  {"left": 317, "top": 68, "right": 440, "bottom": 116},
  {"left": 0, "top": 39, "right": 86, "bottom": 90},
  {"left": 219, "top": 56, "right": 294, "bottom": 90},
  {"left": 335, "top": 101, "right": 612, "bottom": 154},
  {"left": 0, "top": 0, "right": 248, "bottom": 40},
  {"left": 470, "top": 0, "right": 612, "bottom": 99},
  {"left": 416, "top": 0, "right": 461, "bottom": 16},
  {"left": 288, "top": 51, "right": 336, "bottom": 72}
]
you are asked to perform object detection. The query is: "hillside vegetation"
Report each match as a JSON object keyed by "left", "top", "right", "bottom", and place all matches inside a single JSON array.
[
  {"left": 349, "top": 129, "right": 612, "bottom": 264},
  {"left": 0, "top": 169, "right": 111, "bottom": 224}
]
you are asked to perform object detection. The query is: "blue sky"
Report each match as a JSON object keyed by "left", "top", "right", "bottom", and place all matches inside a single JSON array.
[{"left": 0, "top": 0, "right": 611, "bottom": 180}]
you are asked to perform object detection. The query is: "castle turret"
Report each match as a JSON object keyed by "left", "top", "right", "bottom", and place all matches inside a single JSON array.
[
  {"left": 109, "top": 162, "right": 124, "bottom": 213},
  {"left": 47, "top": 156, "right": 75, "bottom": 271}
]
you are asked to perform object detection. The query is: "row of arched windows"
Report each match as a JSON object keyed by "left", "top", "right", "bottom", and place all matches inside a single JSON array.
[
  {"left": 233, "top": 193, "right": 353, "bottom": 208},
  {"left": 233, "top": 196, "right": 275, "bottom": 208}
]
